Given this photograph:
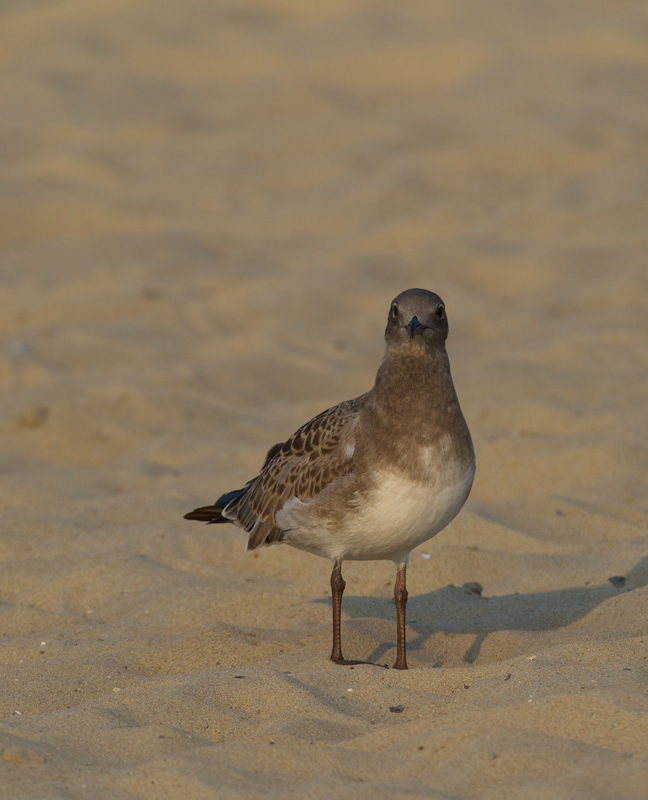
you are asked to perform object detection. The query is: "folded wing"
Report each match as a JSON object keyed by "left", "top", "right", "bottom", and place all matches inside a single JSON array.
[{"left": 225, "top": 396, "right": 364, "bottom": 550}]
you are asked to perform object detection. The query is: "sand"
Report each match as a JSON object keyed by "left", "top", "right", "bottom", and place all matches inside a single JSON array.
[{"left": 1, "top": 0, "right": 648, "bottom": 797}]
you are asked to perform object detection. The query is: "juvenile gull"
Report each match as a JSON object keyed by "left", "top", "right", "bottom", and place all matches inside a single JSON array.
[{"left": 185, "top": 289, "right": 475, "bottom": 669}]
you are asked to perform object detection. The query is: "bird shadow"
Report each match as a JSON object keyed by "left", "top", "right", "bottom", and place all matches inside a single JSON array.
[{"left": 312, "top": 554, "right": 648, "bottom": 666}]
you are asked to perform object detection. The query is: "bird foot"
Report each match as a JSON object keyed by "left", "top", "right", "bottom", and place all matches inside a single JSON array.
[{"left": 331, "top": 657, "right": 388, "bottom": 668}]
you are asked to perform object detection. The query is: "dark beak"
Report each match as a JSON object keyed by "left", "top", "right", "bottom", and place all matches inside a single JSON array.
[{"left": 406, "top": 316, "right": 426, "bottom": 339}]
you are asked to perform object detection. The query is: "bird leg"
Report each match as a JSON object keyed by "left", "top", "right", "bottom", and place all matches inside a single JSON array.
[
  {"left": 330, "top": 559, "right": 346, "bottom": 663},
  {"left": 393, "top": 561, "right": 409, "bottom": 670}
]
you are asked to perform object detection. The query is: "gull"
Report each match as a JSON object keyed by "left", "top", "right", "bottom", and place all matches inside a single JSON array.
[{"left": 185, "top": 289, "right": 475, "bottom": 669}]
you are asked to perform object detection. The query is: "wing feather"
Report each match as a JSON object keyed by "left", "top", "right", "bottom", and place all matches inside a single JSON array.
[{"left": 225, "top": 395, "right": 365, "bottom": 550}]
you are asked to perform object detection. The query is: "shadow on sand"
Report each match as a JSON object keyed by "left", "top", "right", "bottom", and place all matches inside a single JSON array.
[{"left": 313, "top": 554, "right": 648, "bottom": 665}]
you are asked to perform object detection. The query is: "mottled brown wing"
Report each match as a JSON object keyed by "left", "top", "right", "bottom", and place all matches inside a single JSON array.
[{"left": 224, "top": 395, "right": 365, "bottom": 550}]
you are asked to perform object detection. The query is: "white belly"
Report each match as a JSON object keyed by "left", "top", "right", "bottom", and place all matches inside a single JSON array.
[{"left": 278, "top": 464, "right": 475, "bottom": 563}]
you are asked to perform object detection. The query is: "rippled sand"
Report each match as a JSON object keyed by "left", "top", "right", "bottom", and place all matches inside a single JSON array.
[{"left": 1, "top": 1, "right": 647, "bottom": 797}]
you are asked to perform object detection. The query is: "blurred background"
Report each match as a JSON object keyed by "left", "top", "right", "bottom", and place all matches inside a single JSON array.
[
  {"left": 2, "top": 0, "right": 647, "bottom": 498},
  {"left": 1, "top": 2, "right": 648, "bottom": 795}
]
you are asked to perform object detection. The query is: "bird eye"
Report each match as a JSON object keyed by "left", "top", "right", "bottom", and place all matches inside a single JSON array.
[
  {"left": 391, "top": 303, "right": 399, "bottom": 318},
  {"left": 436, "top": 305, "right": 445, "bottom": 319}
]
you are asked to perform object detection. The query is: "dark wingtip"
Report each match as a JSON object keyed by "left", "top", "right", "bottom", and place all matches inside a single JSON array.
[
  {"left": 262, "top": 442, "right": 284, "bottom": 468},
  {"left": 185, "top": 486, "right": 248, "bottom": 523},
  {"left": 184, "top": 505, "right": 225, "bottom": 522}
]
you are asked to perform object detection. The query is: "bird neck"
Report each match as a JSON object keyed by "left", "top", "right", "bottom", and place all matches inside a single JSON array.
[{"left": 370, "top": 345, "right": 459, "bottom": 432}]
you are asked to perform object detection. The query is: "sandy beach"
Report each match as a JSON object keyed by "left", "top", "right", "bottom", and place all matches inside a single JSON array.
[{"left": 1, "top": 0, "right": 647, "bottom": 797}]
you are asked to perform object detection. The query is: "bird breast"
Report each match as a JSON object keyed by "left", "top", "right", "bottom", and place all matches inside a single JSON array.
[{"left": 279, "top": 445, "right": 475, "bottom": 563}]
